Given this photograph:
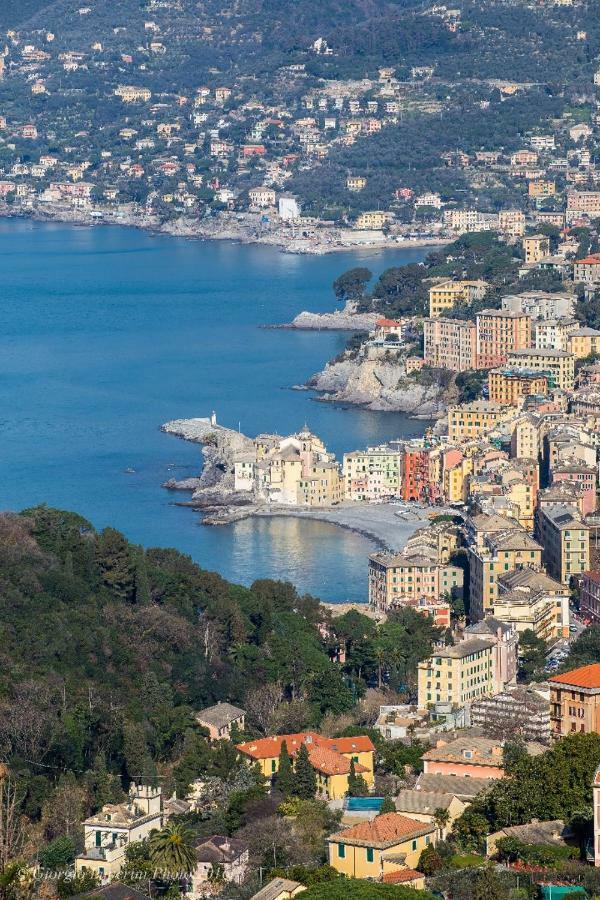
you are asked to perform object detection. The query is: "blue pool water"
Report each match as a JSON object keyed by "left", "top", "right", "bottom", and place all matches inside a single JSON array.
[
  {"left": 345, "top": 797, "right": 385, "bottom": 811},
  {"left": 0, "top": 220, "right": 429, "bottom": 601}
]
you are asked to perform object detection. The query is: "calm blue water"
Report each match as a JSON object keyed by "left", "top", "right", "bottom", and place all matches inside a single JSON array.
[
  {"left": 345, "top": 798, "right": 385, "bottom": 811},
  {"left": 0, "top": 221, "right": 428, "bottom": 601}
]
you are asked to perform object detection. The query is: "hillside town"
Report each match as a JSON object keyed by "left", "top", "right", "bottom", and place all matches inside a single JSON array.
[{"left": 0, "top": 0, "right": 598, "bottom": 252}]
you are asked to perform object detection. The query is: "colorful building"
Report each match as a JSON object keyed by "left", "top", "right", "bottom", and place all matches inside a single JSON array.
[
  {"left": 476, "top": 310, "right": 532, "bottom": 369},
  {"left": 423, "top": 317, "right": 477, "bottom": 372},
  {"left": 549, "top": 664, "right": 600, "bottom": 738},
  {"left": 428, "top": 280, "right": 487, "bottom": 318},
  {"left": 488, "top": 368, "right": 548, "bottom": 406},
  {"left": 507, "top": 349, "right": 575, "bottom": 391},
  {"left": 328, "top": 813, "right": 436, "bottom": 880},
  {"left": 236, "top": 733, "right": 375, "bottom": 800}
]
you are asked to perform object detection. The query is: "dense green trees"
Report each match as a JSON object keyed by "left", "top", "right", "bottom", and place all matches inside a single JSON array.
[{"left": 455, "top": 733, "right": 600, "bottom": 843}]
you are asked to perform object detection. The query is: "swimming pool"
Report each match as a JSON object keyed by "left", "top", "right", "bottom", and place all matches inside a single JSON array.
[{"left": 345, "top": 797, "right": 385, "bottom": 811}]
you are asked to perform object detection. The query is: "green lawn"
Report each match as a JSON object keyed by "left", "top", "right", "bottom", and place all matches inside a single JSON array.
[{"left": 449, "top": 853, "right": 488, "bottom": 868}]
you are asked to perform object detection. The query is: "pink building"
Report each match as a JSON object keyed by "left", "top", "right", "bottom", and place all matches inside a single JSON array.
[{"left": 552, "top": 466, "right": 597, "bottom": 514}]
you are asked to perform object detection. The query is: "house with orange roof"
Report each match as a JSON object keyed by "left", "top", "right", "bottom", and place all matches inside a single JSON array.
[
  {"left": 327, "top": 812, "right": 434, "bottom": 879},
  {"left": 549, "top": 664, "right": 600, "bottom": 739},
  {"left": 235, "top": 732, "right": 374, "bottom": 800}
]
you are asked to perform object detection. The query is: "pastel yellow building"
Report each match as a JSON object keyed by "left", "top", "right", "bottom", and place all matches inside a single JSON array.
[
  {"left": 355, "top": 211, "right": 391, "bottom": 230},
  {"left": 447, "top": 401, "right": 513, "bottom": 443},
  {"left": 567, "top": 328, "right": 600, "bottom": 360},
  {"left": 328, "top": 813, "right": 436, "bottom": 879},
  {"left": 347, "top": 176, "right": 367, "bottom": 192},
  {"left": 468, "top": 529, "right": 543, "bottom": 620},
  {"left": 523, "top": 234, "right": 550, "bottom": 264},
  {"left": 417, "top": 638, "right": 497, "bottom": 708},
  {"left": 429, "top": 279, "right": 488, "bottom": 318},
  {"left": 236, "top": 733, "right": 375, "bottom": 801},
  {"left": 507, "top": 349, "right": 575, "bottom": 391}
]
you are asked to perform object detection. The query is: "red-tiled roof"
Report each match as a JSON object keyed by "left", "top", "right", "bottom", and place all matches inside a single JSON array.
[
  {"left": 549, "top": 663, "right": 600, "bottom": 689},
  {"left": 576, "top": 254, "right": 600, "bottom": 265},
  {"left": 376, "top": 318, "right": 403, "bottom": 327},
  {"left": 584, "top": 570, "right": 600, "bottom": 586},
  {"left": 329, "top": 813, "right": 433, "bottom": 847},
  {"left": 236, "top": 732, "right": 374, "bottom": 761},
  {"left": 382, "top": 869, "right": 424, "bottom": 884},
  {"left": 307, "top": 746, "right": 367, "bottom": 776}
]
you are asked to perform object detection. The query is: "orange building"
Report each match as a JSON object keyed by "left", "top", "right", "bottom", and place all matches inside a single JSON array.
[
  {"left": 488, "top": 368, "right": 548, "bottom": 406},
  {"left": 549, "top": 664, "right": 600, "bottom": 739},
  {"left": 476, "top": 309, "right": 532, "bottom": 369}
]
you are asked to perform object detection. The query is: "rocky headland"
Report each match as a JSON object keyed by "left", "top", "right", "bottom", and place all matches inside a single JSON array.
[
  {"left": 283, "top": 300, "right": 380, "bottom": 331},
  {"left": 305, "top": 348, "right": 456, "bottom": 417}
]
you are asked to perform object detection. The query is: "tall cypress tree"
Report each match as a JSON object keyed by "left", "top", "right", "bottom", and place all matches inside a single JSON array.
[
  {"left": 274, "top": 741, "right": 294, "bottom": 797},
  {"left": 292, "top": 743, "right": 316, "bottom": 799},
  {"left": 348, "top": 759, "right": 369, "bottom": 797}
]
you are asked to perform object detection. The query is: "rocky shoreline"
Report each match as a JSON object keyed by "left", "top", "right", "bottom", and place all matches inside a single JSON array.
[
  {"left": 277, "top": 300, "right": 380, "bottom": 332},
  {"left": 1, "top": 204, "right": 448, "bottom": 257},
  {"left": 305, "top": 350, "right": 455, "bottom": 417}
]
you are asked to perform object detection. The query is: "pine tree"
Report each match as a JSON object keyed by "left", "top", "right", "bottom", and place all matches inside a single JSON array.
[
  {"left": 274, "top": 741, "right": 294, "bottom": 797},
  {"left": 347, "top": 759, "right": 369, "bottom": 797},
  {"left": 134, "top": 552, "right": 151, "bottom": 605},
  {"left": 292, "top": 743, "right": 316, "bottom": 799}
]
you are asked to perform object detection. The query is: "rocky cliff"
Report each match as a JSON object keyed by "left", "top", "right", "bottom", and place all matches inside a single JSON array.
[{"left": 306, "top": 351, "right": 456, "bottom": 417}]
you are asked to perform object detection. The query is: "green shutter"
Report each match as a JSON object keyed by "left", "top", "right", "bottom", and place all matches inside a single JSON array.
[
  {"left": 366, "top": 848, "right": 374, "bottom": 863},
  {"left": 338, "top": 843, "right": 345, "bottom": 858}
]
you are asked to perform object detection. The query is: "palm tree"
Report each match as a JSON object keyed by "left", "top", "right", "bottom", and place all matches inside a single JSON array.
[
  {"left": 148, "top": 823, "right": 197, "bottom": 878},
  {"left": 433, "top": 807, "right": 450, "bottom": 839}
]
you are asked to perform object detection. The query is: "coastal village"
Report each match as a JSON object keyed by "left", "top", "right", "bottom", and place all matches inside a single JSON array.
[{"left": 5, "top": 1, "right": 600, "bottom": 899}]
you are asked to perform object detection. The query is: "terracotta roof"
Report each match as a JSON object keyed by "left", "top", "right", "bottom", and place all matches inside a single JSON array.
[
  {"left": 307, "top": 746, "right": 367, "bottom": 777},
  {"left": 584, "top": 571, "right": 600, "bottom": 586},
  {"left": 236, "top": 732, "right": 374, "bottom": 760},
  {"left": 328, "top": 813, "right": 434, "bottom": 848},
  {"left": 576, "top": 254, "right": 600, "bottom": 265},
  {"left": 382, "top": 869, "right": 424, "bottom": 884},
  {"left": 549, "top": 663, "right": 600, "bottom": 689}
]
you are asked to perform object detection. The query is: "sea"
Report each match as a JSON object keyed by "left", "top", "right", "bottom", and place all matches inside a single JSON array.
[{"left": 0, "top": 220, "right": 430, "bottom": 602}]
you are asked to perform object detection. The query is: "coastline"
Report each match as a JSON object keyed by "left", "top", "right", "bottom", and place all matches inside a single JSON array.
[
  {"left": 162, "top": 417, "right": 439, "bottom": 554},
  {"left": 0, "top": 204, "right": 450, "bottom": 257}
]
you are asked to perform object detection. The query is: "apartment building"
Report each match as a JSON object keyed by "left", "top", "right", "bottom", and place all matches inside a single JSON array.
[
  {"left": 343, "top": 446, "right": 402, "bottom": 501},
  {"left": 497, "top": 567, "right": 570, "bottom": 639},
  {"left": 529, "top": 180, "right": 556, "bottom": 198},
  {"left": 368, "top": 551, "right": 464, "bottom": 612},
  {"left": 428, "top": 280, "right": 487, "bottom": 318},
  {"left": 506, "top": 349, "right": 575, "bottom": 390},
  {"left": 447, "top": 401, "right": 513, "bottom": 443},
  {"left": 475, "top": 309, "right": 532, "bottom": 369},
  {"left": 488, "top": 368, "right": 548, "bottom": 406},
  {"left": 549, "top": 664, "right": 600, "bottom": 738},
  {"left": 581, "top": 572, "right": 600, "bottom": 623},
  {"left": 423, "top": 318, "right": 477, "bottom": 372},
  {"left": 471, "top": 687, "right": 551, "bottom": 744},
  {"left": 417, "top": 638, "right": 497, "bottom": 708},
  {"left": 567, "top": 327, "right": 600, "bottom": 358},
  {"left": 355, "top": 210, "right": 391, "bottom": 230},
  {"left": 534, "top": 319, "right": 578, "bottom": 352},
  {"left": 501, "top": 292, "right": 576, "bottom": 321},
  {"left": 523, "top": 235, "right": 550, "bottom": 264},
  {"left": 422, "top": 736, "right": 544, "bottom": 779},
  {"left": 498, "top": 210, "right": 525, "bottom": 237},
  {"left": 537, "top": 504, "right": 590, "bottom": 584},
  {"left": 573, "top": 254, "right": 600, "bottom": 286},
  {"left": 248, "top": 186, "right": 276, "bottom": 207},
  {"left": 468, "top": 529, "right": 543, "bottom": 621},
  {"left": 567, "top": 191, "right": 600, "bottom": 223}
]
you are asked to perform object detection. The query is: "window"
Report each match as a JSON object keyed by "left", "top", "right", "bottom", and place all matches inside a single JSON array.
[
  {"left": 412, "top": 840, "right": 417, "bottom": 851},
  {"left": 366, "top": 848, "right": 374, "bottom": 863},
  {"left": 338, "top": 844, "right": 345, "bottom": 859},
  {"left": 271, "top": 760, "right": 276, "bottom": 773}
]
